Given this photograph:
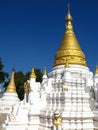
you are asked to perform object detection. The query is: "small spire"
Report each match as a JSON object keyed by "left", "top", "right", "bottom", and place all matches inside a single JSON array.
[
  {"left": 65, "top": 3, "right": 73, "bottom": 33},
  {"left": 65, "top": 61, "right": 69, "bottom": 68},
  {"left": 66, "top": 3, "right": 72, "bottom": 21},
  {"left": 6, "top": 68, "right": 16, "bottom": 93},
  {"left": 95, "top": 66, "right": 98, "bottom": 74},
  {"left": 42, "top": 67, "right": 47, "bottom": 79},
  {"left": 30, "top": 67, "right": 36, "bottom": 78},
  {"left": 44, "top": 67, "right": 47, "bottom": 75}
]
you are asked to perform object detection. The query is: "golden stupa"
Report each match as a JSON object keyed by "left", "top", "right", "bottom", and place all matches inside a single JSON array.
[
  {"left": 53, "top": 4, "right": 87, "bottom": 67},
  {"left": 6, "top": 68, "right": 16, "bottom": 93},
  {"left": 30, "top": 68, "right": 36, "bottom": 78}
]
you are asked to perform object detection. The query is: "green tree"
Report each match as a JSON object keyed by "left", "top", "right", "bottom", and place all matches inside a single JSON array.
[
  {"left": 35, "top": 68, "right": 43, "bottom": 82},
  {"left": 0, "top": 58, "right": 9, "bottom": 89},
  {"left": 24, "top": 72, "right": 30, "bottom": 82},
  {"left": 14, "top": 71, "right": 25, "bottom": 100}
]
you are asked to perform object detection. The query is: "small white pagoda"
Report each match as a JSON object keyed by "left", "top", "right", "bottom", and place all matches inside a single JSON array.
[{"left": 0, "top": 68, "right": 20, "bottom": 114}]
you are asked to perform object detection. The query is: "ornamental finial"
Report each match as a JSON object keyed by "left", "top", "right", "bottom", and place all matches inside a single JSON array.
[
  {"left": 67, "top": 3, "right": 70, "bottom": 13},
  {"left": 66, "top": 3, "right": 72, "bottom": 23}
]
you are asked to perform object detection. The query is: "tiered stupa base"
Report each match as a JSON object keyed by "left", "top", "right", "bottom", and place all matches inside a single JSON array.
[
  {"left": 0, "top": 93, "right": 19, "bottom": 113},
  {"left": 40, "top": 65, "right": 94, "bottom": 130}
]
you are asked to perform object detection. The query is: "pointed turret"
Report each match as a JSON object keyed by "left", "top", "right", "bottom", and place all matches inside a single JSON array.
[
  {"left": 95, "top": 66, "right": 98, "bottom": 74},
  {"left": 53, "top": 4, "right": 87, "bottom": 67},
  {"left": 44, "top": 67, "right": 47, "bottom": 76},
  {"left": 30, "top": 68, "right": 36, "bottom": 79},
  {"left": 30, "top": 67, "right": 36, "bottom": 84},
  {"left": 6, "top": 68, "right": 16, "bottom": 93},
  {"left": 42, "top": 67, "right": 47, "bottom": 79}
]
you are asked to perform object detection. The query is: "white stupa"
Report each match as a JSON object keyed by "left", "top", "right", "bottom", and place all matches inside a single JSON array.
[
  {"left": 40, "top": 4, "right": 94, "bottom": 130},
  {"left": 0, "top": 68, "right": 20, "bottom": 113}
]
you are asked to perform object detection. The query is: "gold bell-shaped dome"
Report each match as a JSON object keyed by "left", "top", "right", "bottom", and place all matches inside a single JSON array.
[
  {"left": 53, "top": 4, "right": 87, "bottom": 67},
  {"left": 6, "top": 68, "right": 16, "bottom": 93}
]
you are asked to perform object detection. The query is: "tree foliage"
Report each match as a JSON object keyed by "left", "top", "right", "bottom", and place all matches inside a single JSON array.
[
  {"left": 0, "top": 58, "right": 9, "bottom": 88},
  {"left": 35, "top": 68, "right": 43, "bottom": 82},
  {"left": 14, "top": 71, "right": 25, "bottom": 100}
]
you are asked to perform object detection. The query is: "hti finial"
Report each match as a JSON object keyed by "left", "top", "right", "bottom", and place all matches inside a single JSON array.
[
  {"left": 12, "top": 66, "right": 15, "bottom": 72},
  {"left": 67, "top": 3, "right": 70, "bottom": 13},
  {"left": 65, "top": 3, "right": 72, "bottom": 23}
]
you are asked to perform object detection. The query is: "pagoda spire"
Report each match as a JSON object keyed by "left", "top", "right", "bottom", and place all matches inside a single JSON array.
[
  {"left": 53, "top": 4, "right": 87, "bottom": 67},
  {"left": 42, "top": 67, "right": 47, "bottom": 79},
  {"left": 65, "top": 3, "right": 73, "bottom": 32},
  {"left": 30, "top": 67, "right": 36, "bottom": 78},
  {"left": 44, "top": 67, "right": 47, "bottom": 75},
  {"left": 95, "top": 66, "right": 98, "bottom": 74},
  {"left": 66, "top": 3, "right": 72, "bottom": 23},
  {"left": 6, "top": 68, "right": 16, "bottom": 93}
]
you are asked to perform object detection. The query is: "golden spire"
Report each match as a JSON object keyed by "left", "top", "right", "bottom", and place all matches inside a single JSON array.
[
  {"left": 6, "top": 68, "right": 16, "bottom": 93},
  {"left": 66, "top": 3, "right": 72, "bottom": 25},
  {"left": 53, "top": 4, "right": 87, "bottom": 67},
  {"left": 65, "top": 61, "right": 69, "bottom": 68},
  {"left": 44, "top": 67, "right": 47, "bottom": 75},
  {"left": 30, "top": 67, "right": 36, "bottom": 78},
  {"left": 95, "top": 66, "right": 98, "bottom": 74}
]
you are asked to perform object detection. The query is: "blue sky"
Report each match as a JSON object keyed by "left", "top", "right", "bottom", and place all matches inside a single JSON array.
[{"left": 0, "top": 0, "right": 98, "bottom": 75}]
